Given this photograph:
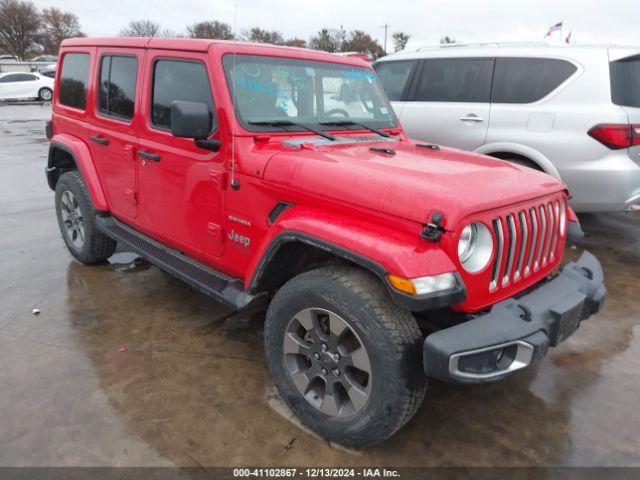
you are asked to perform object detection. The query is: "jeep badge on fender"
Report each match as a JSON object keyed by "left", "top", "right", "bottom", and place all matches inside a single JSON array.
[{"left": 46, "top": 37, "right": 606, "bottom": 447}]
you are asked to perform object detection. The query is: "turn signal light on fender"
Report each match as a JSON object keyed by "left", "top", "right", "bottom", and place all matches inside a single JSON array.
[{"left": 388, "top": 273, "right": 457, "bottom": 296}]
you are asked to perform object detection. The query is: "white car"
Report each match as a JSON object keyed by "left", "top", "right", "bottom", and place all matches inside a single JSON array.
[
  {"left": 0, "top": 72, "right": 54, "bottom": 101},
  {"left": 374, "top": 43, "right": 640, "bottom": 213}
]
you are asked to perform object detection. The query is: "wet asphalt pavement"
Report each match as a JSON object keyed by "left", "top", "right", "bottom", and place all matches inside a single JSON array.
[{"left": 0, "top": 103, "right": 639, "bottom": 467}]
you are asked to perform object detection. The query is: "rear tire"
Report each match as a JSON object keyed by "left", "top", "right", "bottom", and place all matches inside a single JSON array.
[
  {"left": 38, "top": 87, "right": 52, "bottom": 101},
  {"left": 264, "top": 266, "right": 426, "bottom": 447},
  {"left": 55, "top": 171, "right": 117, "bottom": 264}
]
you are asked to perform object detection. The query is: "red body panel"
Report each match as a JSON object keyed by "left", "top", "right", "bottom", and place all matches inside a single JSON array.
[{"left": 52, "top": 38, "right": 571, "bottom": 313}]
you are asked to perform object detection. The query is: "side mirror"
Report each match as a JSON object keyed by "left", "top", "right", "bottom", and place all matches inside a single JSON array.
[{"left": 170, "top": 100, "right": 212, "bottom": 140}]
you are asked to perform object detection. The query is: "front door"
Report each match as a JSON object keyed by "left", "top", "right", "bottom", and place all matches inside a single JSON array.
[
  {"left": 398, "top": 58, "right": 493, "bottom": 150},
  {"left": 88, "top": 48, "right": 143, "bottom": 219},
  {"left": 136, "top": 51, "right": 226, "bottom": 259}
]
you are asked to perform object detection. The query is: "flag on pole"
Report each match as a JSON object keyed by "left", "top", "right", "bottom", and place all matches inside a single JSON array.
[
  {"left": 545, "top": 21, "right": 563, "bottom": 38},
  {"left": 565, "top": 31, "right": 572, "bottom": 44}
]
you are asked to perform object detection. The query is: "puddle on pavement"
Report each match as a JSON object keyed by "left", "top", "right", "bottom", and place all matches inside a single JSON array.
[
  {"left": 107, "top": 252, "right": 150, "bottom": 272},
  {"left": 264, "top": 385, "right": 362, "bottom": 455}
]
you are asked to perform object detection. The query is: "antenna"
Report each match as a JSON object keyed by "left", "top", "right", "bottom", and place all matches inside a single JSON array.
[{"left": 230, "top": 3, "right": 239, "bottom": 190}]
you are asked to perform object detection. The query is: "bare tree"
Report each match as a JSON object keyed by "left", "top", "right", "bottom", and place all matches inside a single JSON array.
[
  {"left": 392, "top": 31, "right": 410, "bottom": 52},
  {"left": 119, "top": 20, "right": 161, "bottom": 37},
  {"left": 342, "top": 30, "right": 385, "bottom": 59},
  {"left": 242, "top": 27, "right": 284, "bottom": 45},
  {"left": 440, "top": 35, "right": 457, "bottom": 44},
  {"left": 41, "top": 7, "right": 83, "bottom": 55},
  {"left": 0, "top": 0, "right": 41, "bottom": 60},
  {"left": 186, "top": 20, "right": 233, "bottom": 40}
]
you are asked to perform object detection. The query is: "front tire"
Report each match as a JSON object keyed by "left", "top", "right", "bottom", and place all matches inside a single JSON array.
[
  {"left": 55, "top": 171, "right": 117, "bottom": 264},
  {"left": 38, "top": 87, "right": 52, "bottom": 101},
  {"left": 264, "top": 266, "right": 426, "bottom": 447}
]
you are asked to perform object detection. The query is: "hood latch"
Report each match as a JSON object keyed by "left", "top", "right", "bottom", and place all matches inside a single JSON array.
[{"left": 421, "top": 212, "right": 445, "bottom": 242}]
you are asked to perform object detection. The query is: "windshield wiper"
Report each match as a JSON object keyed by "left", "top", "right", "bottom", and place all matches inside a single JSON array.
[
  {"left": 249, "top": 120, "right": 335, "bottom": 141},
  {"left": 319, "top": 120, "right": 390, "bottom": 138}
]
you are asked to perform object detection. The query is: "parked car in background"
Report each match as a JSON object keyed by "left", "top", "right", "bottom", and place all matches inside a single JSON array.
[
  {"left": 0, "top": 72, "right": 54, "bottom": 101},
  {"left": 37, "top": 64, "right": 57, "bottom": 78},
  {"left": 374, "top": 43, "right": 640, "bottom": 213},
  {"left": 0, "top": 54, "right": 18, "bottom": 61},
  {"left": 31, "top": 55, "right": 58, "bottom": 63}
]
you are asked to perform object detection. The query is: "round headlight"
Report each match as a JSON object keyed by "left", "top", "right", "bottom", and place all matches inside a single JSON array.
[{"left": 458, "top": 222, "right": 493, "bottom": 273}]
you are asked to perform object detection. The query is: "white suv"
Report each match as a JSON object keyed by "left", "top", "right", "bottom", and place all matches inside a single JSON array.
[{"left": 374, "top": 43, "right": 640, "bottom": 213}]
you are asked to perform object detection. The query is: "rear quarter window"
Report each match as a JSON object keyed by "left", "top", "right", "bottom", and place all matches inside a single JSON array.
[
  {"left": 610, "top": 55, "right": 640, "bottom": 108},
  {"left": 374, "top": 60, "right": 417, "bottom": 101},
  {"left": 491, "top": 57, "right": 577, "bottom": 104},
  {"left": 59, "top": 53, "right": 91, "bottom": 110}
]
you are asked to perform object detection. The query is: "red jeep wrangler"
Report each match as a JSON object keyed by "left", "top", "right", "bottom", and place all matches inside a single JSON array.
[{"left": 46, "top": 37, "right": 606, "bottom": 447}]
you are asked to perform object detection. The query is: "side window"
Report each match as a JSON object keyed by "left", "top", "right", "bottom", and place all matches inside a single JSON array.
[
  {"left": 610, "top": 54, "right": 640, "bottom": 108},
  {"left": 374, "top": 60, "right": 417, "bottom": 101},
  {"left": 413, "top": 58, "right": 492, "bottom": 103},
  {"left": 0, "top": 74, "right": 20, "bottom": 83},
  {"left": 99, "top": 55, "right": 138, "bottom": 121},
  {"left": 21, "top": 74, "right": 37, "bottom": 81},
  {"left": 492, "top": 58, "right": 577, "bottom": 104},
  {"left": 151, "top": 59, "right": 216, "bottom": 132},
  {"left": 59, "top": 53, "right": 90, "bottom": 109}
]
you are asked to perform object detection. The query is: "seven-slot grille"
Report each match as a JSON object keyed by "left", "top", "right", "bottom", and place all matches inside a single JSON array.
[{"left": 489, "top": 196, "right": 566, "bottom": 292}]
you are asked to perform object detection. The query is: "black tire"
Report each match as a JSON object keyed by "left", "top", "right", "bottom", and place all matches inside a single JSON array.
[
  {"left": 264, "top": 266, "right": 426, "bottom": 447},
  {"left": 55, "top": 171, "right": 117, "bottom": 264},
  {"left": 38, "top": 87, "right": 53, "bottom": 102}
]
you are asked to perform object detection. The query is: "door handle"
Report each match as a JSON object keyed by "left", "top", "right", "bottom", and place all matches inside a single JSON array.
[
  {"left": 459, "top": 115, "right": 484, "bottom": 123},
  {"left": 137, "top": 150, "right": 160, "bottom": 162},
  {"left": 91, "top": 135, "right": 109, "bottom": 145}
]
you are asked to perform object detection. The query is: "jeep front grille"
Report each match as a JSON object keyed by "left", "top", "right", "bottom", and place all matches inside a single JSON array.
[{"left": 489, "top": 197, "right": 565, "bottom": 292}]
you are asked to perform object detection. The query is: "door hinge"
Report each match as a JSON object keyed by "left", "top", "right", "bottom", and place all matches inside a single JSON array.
[
  {"left": 124, "top": 144, "right": 135, "bottom": 161},
  {"left": 207, "top": 222, "right": 223, "bottom": 242},
  {"left": 209, "top": 170, "right": 228, "bottom": 190},
  {"left": 125, "top": 189, "right": 137, "bottom": 206}
]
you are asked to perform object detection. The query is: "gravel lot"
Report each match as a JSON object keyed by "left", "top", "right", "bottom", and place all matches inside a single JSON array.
[{"left": 1, "top": 103, "right": 639, "bottom": 467}]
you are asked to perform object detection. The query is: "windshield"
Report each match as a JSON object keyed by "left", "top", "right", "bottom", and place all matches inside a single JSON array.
[{"left": 222, "top": 54, "right": 397, "bottom": 132}]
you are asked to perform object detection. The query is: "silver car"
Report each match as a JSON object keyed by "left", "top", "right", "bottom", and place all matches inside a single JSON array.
[{"left": 374, "top": 43, "right": 640, "bottom": 213}]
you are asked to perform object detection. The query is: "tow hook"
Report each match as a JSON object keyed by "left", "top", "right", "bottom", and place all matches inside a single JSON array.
[{"left": 421, "top": 212, "right": 446, "bottom": 242}]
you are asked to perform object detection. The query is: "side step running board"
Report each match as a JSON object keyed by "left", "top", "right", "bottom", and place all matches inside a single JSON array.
[{"left": 95, "top": 215, "right": 265, "bottom": 311}]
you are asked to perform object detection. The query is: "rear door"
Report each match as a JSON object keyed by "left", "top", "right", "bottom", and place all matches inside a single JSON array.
[
  {"left": 396, "top": 57, "right": 493, "bottom": 149},
  {"left": 609, "top": 49, "right": 640, "bottom": 162},
  {"left": 88, "top": 47, "right": 143, "bottom": 219}
]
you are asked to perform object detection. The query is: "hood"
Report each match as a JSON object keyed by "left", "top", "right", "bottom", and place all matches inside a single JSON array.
[{"left": 263, "top": 139, "right": 566, "bottom": 228}]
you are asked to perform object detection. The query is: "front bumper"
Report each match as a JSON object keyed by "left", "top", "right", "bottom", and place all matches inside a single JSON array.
[{"left": 423, "top": 251, "right": 606, "bottom": 383}]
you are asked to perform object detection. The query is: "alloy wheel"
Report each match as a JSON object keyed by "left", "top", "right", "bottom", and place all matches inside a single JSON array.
[
  {"left": 283, "top": 307, "right": 372, "bottom": 417},
  {"left": 60, "top": 190, "right": 85, "bottom": 249}
]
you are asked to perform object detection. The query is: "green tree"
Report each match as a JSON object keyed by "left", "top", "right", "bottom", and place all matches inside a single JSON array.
[
  {"left": 392, "top": 31, "right": 410, "bottom": 52},
  {"left": 309, "top": 28, "right": 341, "bottom": 53},
  {"left": 0, "top": 0, "right": 41, "bottom": 60},
  {"left": 186, "top": 20, "right": 233, "bottom": 40},
  {"left": 283, "top": 38, "right": 307, "bottom": 48},
  {"left": 41, "top": 7, "right": 83, "bottom": 55}
]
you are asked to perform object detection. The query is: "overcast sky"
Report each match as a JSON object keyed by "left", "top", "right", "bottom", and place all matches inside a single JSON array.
[{"left": 34, "top": 0, "right": 640, "bottom": 50}]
